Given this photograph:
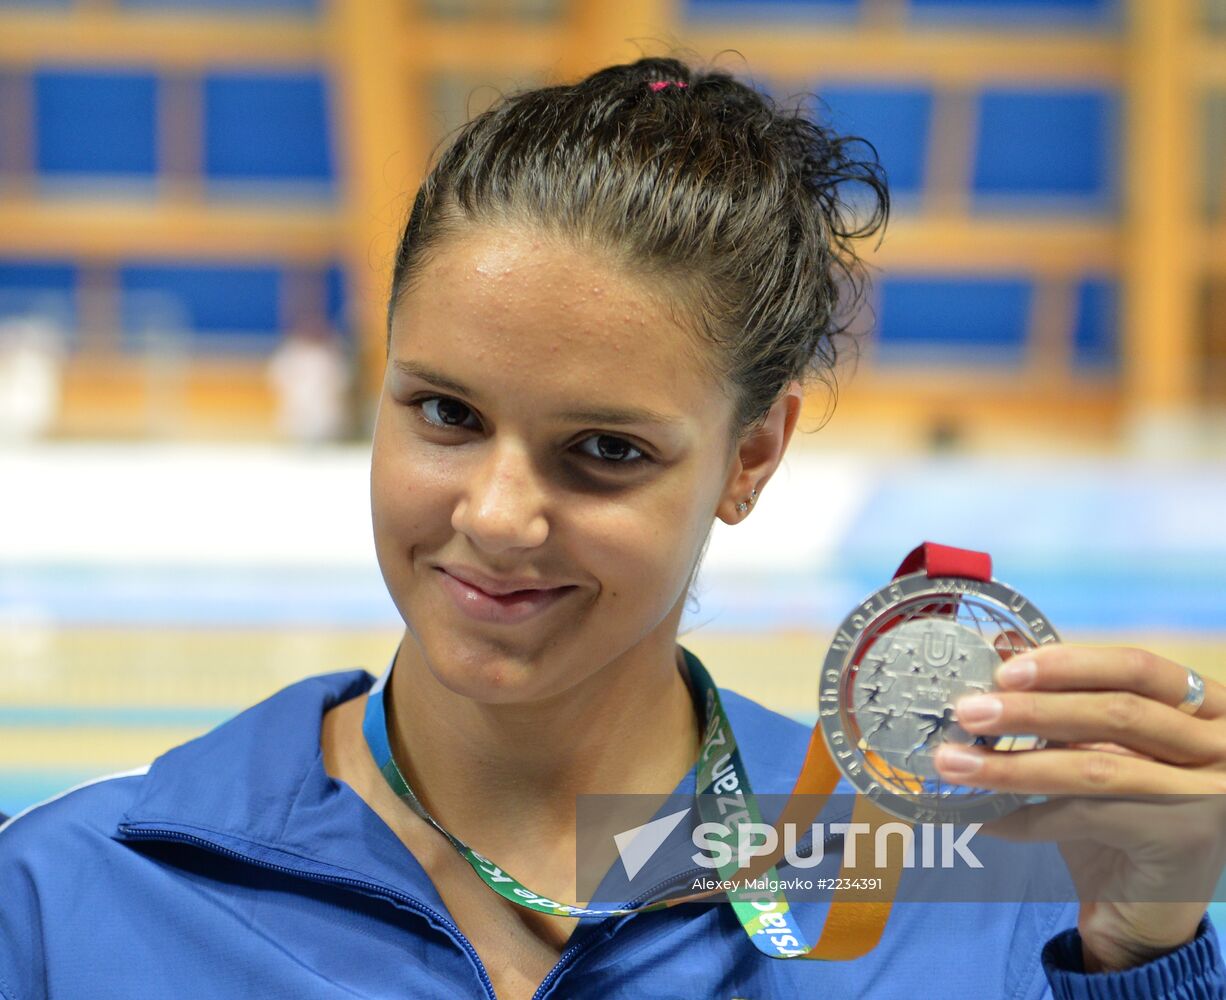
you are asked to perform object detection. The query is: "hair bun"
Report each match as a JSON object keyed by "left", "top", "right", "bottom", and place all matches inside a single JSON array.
[{"left": 390, "top": 52, "right": 889, "bottom": 441}]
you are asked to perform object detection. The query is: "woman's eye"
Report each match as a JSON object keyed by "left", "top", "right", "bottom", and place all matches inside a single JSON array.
[
  {"left": 577, "top": 434, "right": 646, "bottom": 465},
  {"left": 412, "top": 398, "right": 646, "bottom": 467},
  {"left": 417, "top": 396, "right": 479, "bottom": 430}
]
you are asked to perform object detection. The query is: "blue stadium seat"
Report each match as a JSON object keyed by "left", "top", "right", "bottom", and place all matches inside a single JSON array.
[
  {"left": 119, "top": 263, "right": 282, "bottom": 350},
  {"left": 203, "top": 71, "right": 335, "bottom": 192},
  {"left": 909, "top": 0, "right": 1116, "bottom": 26},
  {"left": 0, "top": 259, "right": 79, "bottom": 341},
  {"left": 972, "top": 88, "right": 1119, "bottom": 211},
  {"left": 810, "top": 84, "right": 933, "bottom": 198},
  {"left": 684, "top": 0, "right": 859, "bottom": 21},
  {"left": 34, "top": 69, "right": 158, "bottom": 179},
  {"left": 325, "top": 263, "right": 349, "bottom": 337},
  {"left": 875, "top": 274, "right": 1033, "bottom": 364},
  {"left": 1072, "top": 277, "right": 1119, "bottom": 371}
]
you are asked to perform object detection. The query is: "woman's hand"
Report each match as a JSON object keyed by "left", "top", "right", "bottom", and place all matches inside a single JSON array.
[{"left": 931, "top": 644, "right": 1226, "bottom": 973}]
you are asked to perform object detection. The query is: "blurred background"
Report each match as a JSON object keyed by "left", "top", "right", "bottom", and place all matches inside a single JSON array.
[{"left": 0, "top": 0, "right": 1224, "bottom": 922}]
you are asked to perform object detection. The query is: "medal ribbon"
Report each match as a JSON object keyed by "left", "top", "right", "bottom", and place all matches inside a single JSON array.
[
  {"left": 777, "top": 540, "right": 994, "bottom": 958},
  {"left": 361, "top": 541, "right": 990, "bottom": 960},
  {"left": 361, "top": 647, "right": 818, "bottom": 955}
]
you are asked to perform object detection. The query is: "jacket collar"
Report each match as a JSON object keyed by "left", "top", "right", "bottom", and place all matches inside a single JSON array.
[{"left": 115, "top": 646, "right": 837, "bottom": 905}]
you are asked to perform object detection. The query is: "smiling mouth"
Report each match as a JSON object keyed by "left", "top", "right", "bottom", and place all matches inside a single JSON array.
[{"left": 434, "top": 568, "right": 577, "bottom": 625}]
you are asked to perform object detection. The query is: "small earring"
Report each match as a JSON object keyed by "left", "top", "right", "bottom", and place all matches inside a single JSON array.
[{"left": 735, "top": 487, "right": 759, "bottom": 514}]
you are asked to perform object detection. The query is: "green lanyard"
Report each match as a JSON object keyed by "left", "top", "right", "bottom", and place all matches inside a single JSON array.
[{"left": 362, "top": 646, "right": 815, "bottom": 958}]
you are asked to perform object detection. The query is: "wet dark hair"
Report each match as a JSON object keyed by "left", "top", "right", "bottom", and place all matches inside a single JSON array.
[{"left": 386, "top": 54, "right": 889, "bottom": 444}]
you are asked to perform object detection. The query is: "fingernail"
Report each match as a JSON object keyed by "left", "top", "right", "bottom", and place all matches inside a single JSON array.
[
  {"left": 936, "top": 745, "right": 983, "bottom": 776},
  {"left": 956, "top": 694, "right": 1002, "bottom": 724},
  {"left": 997, "top": 657, "right": 1036, "bottom": 689}
]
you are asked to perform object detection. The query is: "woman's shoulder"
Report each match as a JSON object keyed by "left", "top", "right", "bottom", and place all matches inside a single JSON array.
[
  {"left": 0, "top": 668, "right": 375, "bottom": 869},
  {"left": 0, "top": 765, "right": 151, "bottom": 859},
  {"left": 714, "top": 685, "right": 846, "bottom": 796},
  {"left": 0, "top": 764, "right": 152, "bottom": 983},
  {"left": 716, "top": 685, "right": 810, "bottom": 739}
]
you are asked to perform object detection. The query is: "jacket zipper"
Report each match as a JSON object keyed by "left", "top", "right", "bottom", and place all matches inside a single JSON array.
[
  {"left": 530, "top": 860, "right": 779, "bottom": 998},
  {"left": 529, "top": 878, "right": 681, "bottom": 999},
  {"left": 116, "top": 825, "right": 498, "bottom": 1000},
  {"left": 530, "top": 827, "right": 846, "bottom": 996}
]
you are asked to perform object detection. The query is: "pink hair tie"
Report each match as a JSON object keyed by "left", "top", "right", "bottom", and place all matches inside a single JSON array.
[{"left": 648, "top": 80, "right": 688, "bottom": 92}]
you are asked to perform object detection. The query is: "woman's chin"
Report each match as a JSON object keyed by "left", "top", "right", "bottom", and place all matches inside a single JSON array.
[{"left": 421, "top": 641, "right": 551, "bottom": 704}]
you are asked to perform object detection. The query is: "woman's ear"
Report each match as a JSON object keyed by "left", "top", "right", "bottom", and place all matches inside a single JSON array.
[{"left": 718, "top": 380, "right": 804, "bottom": 524}]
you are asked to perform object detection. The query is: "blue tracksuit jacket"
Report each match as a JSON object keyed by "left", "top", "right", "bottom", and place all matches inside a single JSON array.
[{"left": 1, "top": 666, "right": 1223, "bottom": 999}]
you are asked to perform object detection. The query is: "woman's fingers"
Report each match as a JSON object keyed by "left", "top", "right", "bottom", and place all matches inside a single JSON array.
[
  {"left": 992, "top": 645, "right": 1226, "bottom": 721},
  {"left": 942, "top": 644, "right": 1226, "bottom": 776},
  {"left": 951, "top": 689, "right": 1224, "bottom": 766},
  {"left": 933, "top": 742, "right": 1222, "bottom": 795},
  {"left": 1063, "top": 741, "right": 1156, "bottom": 761}
]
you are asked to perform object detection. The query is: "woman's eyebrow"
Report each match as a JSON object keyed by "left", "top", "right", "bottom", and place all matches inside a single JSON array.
[
  {"left": 557, "top": 405, "right": 683, "bottom": 429},
  {"left": 391, "top": 358, "right": 684, "bottom": 429},
  {"left": 393, "top": 360, "right": 471, "bottom": 398}
]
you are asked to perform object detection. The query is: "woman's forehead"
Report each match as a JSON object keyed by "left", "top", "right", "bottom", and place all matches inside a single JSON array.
[
  {"left": 402, "top": 225, "right": 676, "bottom": 331},
  {"left": 389, "top": 227, "right": 730, "bottom": 424}
]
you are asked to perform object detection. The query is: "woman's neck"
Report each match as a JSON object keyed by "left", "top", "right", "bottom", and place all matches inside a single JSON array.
[{"left": 383, "top": 633, "right": 703, "bottom": 842}]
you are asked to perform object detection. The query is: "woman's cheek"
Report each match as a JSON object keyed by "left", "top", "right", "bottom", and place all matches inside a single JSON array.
[
  {"left": 580, "top": 508, "right": 685, "bottom": 610},
  {"left": 372, "top": 435, "right": 449, "bottom": 534}
]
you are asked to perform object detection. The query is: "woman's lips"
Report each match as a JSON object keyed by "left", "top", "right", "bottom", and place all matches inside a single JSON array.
[{"left": 435, "top": 567, "right": 575, "bottom": 625}]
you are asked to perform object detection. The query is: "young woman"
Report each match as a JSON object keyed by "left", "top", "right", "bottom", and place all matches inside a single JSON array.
[{"left": 2, "top": 56, "right": 1223, "bottom": 1000}]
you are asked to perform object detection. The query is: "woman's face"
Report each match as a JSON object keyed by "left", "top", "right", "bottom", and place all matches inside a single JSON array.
[{"left": 371, "top": 224, "right": 750, "bottom": 704}]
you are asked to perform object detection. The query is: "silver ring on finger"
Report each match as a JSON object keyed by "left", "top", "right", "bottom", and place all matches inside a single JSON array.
[{"left": 1177, "top": 666, "right": 1207, "bottom": 716}]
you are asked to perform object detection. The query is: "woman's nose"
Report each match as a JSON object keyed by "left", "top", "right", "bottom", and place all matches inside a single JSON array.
[{"left": 451, "top": 439, "right": 549, "bottom": 554}]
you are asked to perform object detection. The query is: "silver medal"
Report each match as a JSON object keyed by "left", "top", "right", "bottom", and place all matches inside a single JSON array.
[{"left": 820, "top": 571, "right": 1059, "bottom": 824}]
